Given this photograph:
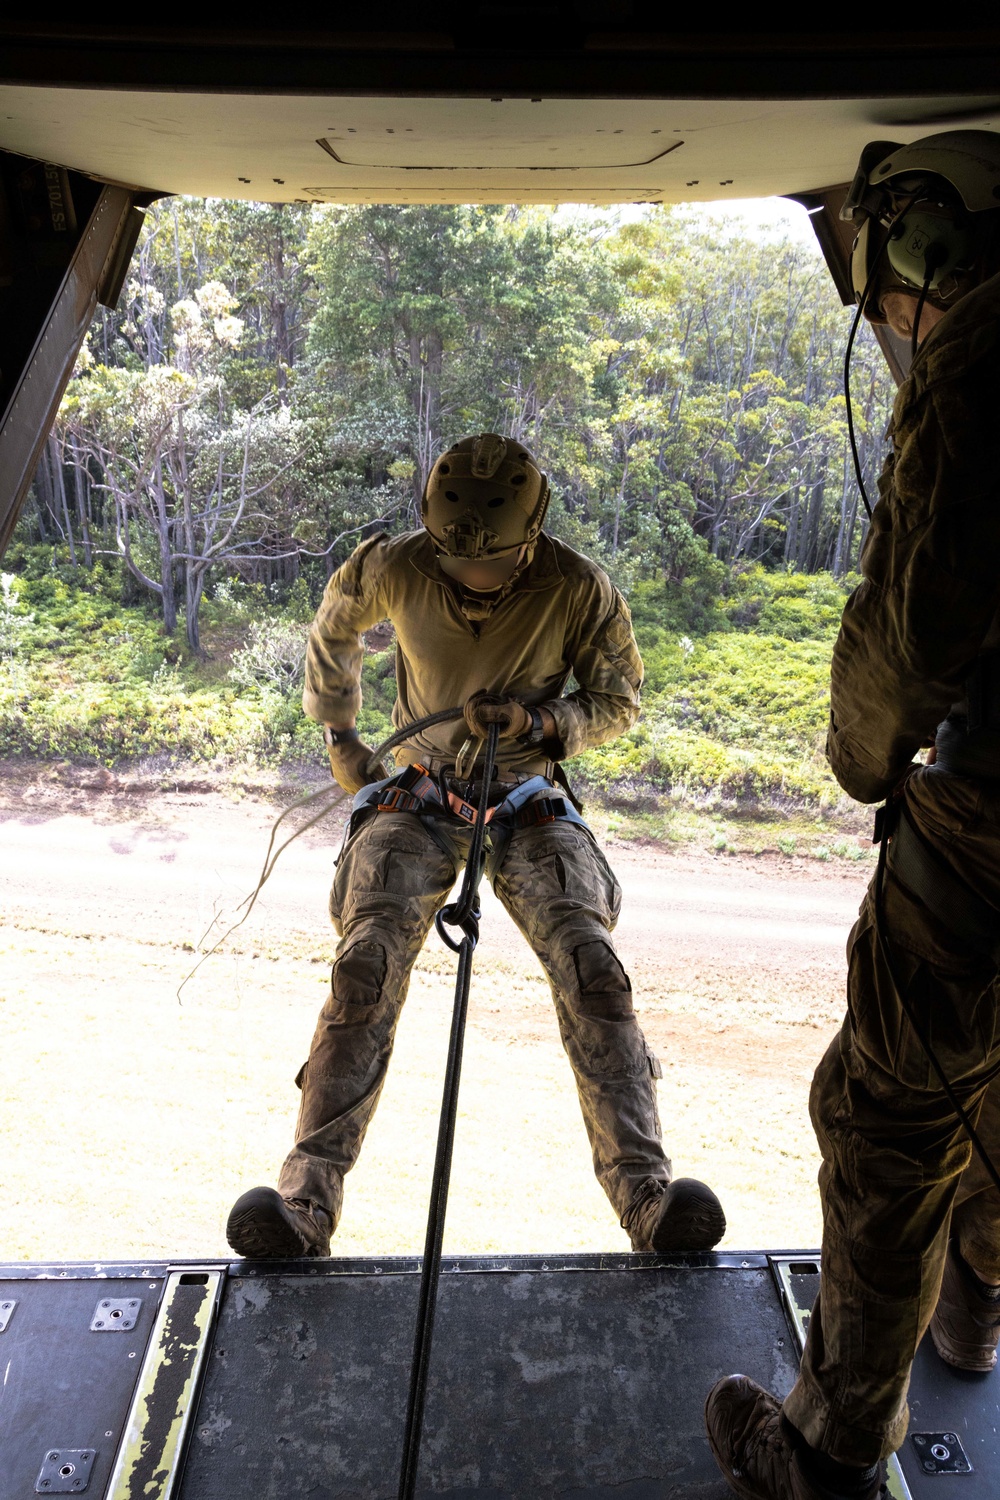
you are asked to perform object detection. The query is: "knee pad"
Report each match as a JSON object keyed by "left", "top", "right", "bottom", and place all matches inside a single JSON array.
[
  {"left": 572, "top": 939, "right": 634, "bottom": 1018},
  {"left": 331, "top": 939, "right": 388, "bottom": 1012}
]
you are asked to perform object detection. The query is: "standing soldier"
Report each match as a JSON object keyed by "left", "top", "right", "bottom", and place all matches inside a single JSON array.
[
  {"left": 227, "top": 433, "right": 726, "bottom": 1258},
  {"left": 706, "top": 131, "right": 1000, "bottom": 1500}
]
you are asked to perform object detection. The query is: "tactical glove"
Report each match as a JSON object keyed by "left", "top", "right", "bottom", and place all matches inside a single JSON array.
[
  {"left": 464, "top": 691, "right": 533, "bottom": 741},
  {"left": 324, "top": 727, "right": 381, "bottom": 794}
]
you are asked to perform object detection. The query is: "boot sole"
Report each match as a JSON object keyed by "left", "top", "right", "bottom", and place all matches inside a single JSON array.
[
  {"left": 649, "top": 1179, "right": 727, "bottom": 1253},
  {"left": 929, "top": 1244, "right": 1000, "bottom": 1372},
  {"left": 929, "top": 1312, "right": 998, "bottom": 1373},
  {"left": 226, "top": 1186, "right": 313, "bottom": 1259}
]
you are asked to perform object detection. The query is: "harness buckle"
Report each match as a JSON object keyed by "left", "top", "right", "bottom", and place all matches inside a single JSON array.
[
  {"left": 378, "top": 764, "right": 439, "bottom": 814},
  {"left": 514, "top": 795, "right": 566, "bottom": 828}
]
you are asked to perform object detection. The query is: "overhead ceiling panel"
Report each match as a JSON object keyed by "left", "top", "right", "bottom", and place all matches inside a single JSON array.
[{"left": 2, "top": 88, "right": 1000, "bottom": 205}]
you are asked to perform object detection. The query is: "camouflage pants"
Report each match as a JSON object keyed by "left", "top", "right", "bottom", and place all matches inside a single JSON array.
[
  {"left": 277, "top": 809, "right": 669, "bottom": 1227},
  {"left": 784, "top": 767, "right": 1000, "bottom": 1466}
]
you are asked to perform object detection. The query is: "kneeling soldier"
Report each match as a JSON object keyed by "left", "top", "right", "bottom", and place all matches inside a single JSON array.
[{"left": 227, "top": 433, "right": 726, "bottom": 1258}]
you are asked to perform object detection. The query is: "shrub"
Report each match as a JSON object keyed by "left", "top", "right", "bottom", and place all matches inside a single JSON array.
[{"left": 229, "top": 618, "right": 309, "bottom": 697}]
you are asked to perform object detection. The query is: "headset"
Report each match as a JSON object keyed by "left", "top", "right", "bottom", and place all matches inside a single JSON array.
[
  {"left": 842, "top": 130, "right": 1000, "bottom": 515},
  {"left": 844, "top": 130, "right": 1000, "bottom": 313}
]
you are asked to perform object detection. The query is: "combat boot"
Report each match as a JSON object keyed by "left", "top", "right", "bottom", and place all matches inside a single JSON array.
[
  {"left": 930, "top": 1239, "right": 1000, "bottom": 1371},
  {"left": 226, "top": 1186, "right": 333, "bottom": 1259},
  {"left": 705, "top": 1376, "right": 886, "bottom": 1500},
  {"left": 622, "top": 1176, "right": 726, "bottom": 1252}
]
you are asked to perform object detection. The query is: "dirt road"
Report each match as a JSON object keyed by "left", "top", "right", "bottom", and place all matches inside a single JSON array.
[{"left": 0, "top": 769, "right": 870, "bottom": 1262}]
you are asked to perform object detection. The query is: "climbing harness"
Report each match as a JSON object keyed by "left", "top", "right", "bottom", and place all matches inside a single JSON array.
[{"left": 348, "top": 762, "right": 588, "bottom": 884}]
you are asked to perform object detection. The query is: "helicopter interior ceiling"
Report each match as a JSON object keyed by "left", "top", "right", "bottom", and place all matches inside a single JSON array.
[{"left": 1, "top": 87, "right": 999, "bottom": 205}]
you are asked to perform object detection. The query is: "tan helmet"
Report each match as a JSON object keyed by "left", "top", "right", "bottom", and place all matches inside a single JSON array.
[
  {"left": 841, "top": 129, "right": 1000, "bottom": 319},
  {"left": 422, "top": 433, "right": 550, "bottom": 560}
]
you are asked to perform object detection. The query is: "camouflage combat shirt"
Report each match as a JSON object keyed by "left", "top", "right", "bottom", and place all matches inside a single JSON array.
[
  {"left": 829, "top": 271, "right": 1000, "bottom": 803},
  {"left": 302, "top": 529, "right": 643, "bottom": 773}
]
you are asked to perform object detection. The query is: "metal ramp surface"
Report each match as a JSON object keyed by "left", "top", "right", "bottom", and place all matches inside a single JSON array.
[{"left": 0, "top": 1253, "right": 994, "bottom": 1498}]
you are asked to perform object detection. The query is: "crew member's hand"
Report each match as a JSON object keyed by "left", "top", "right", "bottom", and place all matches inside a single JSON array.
[
  {"left": 464, "top": 691, "right": 533, "bottom": 740},
  {"left": 324, "top": 728, "right": 381, "bottom": 794}
]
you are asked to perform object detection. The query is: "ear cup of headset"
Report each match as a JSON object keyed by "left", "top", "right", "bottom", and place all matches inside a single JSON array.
[{"left": 886, "top": 207, "right": 973, "bottom": 291}]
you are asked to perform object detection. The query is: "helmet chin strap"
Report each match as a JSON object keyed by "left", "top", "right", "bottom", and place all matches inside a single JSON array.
[
  {"left": 450, "top": 544, "right": 535, "bottom": 621},
  {"left": 463, "top": 547, "right": 534, "bottom": 593}
]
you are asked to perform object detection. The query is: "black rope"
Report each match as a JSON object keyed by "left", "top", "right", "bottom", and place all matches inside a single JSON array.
[
  {"left": 397, "top": 721, "right": 501, "bottom": 1500},
  {"left": 908, "top": 240, "right": 948, "bottom": 364},
  {"left": 873, "top": 811, "right": 1000, "bottom": 1197},
  {"left": 843, "top": 295, "right": 876, "bottom": 521}
]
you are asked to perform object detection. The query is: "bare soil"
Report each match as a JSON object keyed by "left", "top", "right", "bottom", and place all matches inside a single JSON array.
[{"left": 0, "top": 763, "right": 869, "bottom": 1263}]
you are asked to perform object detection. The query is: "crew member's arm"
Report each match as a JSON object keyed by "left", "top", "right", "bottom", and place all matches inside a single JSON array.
[
  {"left": 304, "top": 534, "right": 391, "bottom": 790},
  {"left": 543, "top": 577, "right": 643, "bottom": 758},
  {"left": 304, "top": 534, "right": 390, "bottom": 726},
  {"left": 828, "top": 352, "right": 1000, "bottom": 802}
]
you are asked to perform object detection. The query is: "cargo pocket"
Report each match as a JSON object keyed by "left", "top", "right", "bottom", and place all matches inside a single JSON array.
[{"left": 848, "top": 897, "right": 996, "bottom": 1093}]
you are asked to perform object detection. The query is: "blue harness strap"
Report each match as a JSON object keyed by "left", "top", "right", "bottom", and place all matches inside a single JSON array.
[
  {"left": 341, "top": 767, "right": 590, "bottom": 883},
  {"left": 483, "top": 775, "right": 590, "bottom": 885}
]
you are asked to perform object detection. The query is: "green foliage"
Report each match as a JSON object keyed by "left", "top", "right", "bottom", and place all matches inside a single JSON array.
[
  {"left": 0, "top": 568, "right": 409, "bottom": 772},
  {"left": 22, "top": 197, "right": 893, "bottom": 629},
  {"left": 9, "top": 198, "right": 881, "bottom": 818},
  {"left": 0, "top": 550, "right": 852, "bottom": 814},
  {"left": 721, "top": 565, "right": 854, "bottom": 639},
  {"left": 567, "top": 569, "right": 849, "bottom": 810},
  {"left": 229, "top": 618, "right": 309, "bottom": 697}
]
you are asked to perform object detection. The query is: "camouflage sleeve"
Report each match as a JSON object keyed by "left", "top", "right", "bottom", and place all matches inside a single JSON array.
[
  {"left": 302, "top": 534, "right": 390, "bottom": 724},
  {"left": 545, "top": 581, "right": 643, "bottom": 759},
  {"left": 828, "top": 325, "right": 1000, "bottom": 803}
]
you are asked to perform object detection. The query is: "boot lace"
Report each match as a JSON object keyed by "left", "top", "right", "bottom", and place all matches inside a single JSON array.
[
  {"left": 620, "top": 1179, "right": 665, "bottom": 1236},
  {"left": 735, "top": 1407, "right": 789, "bottom": 1478}
]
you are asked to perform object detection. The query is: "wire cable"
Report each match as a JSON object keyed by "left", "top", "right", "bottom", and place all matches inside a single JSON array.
[
  {"left": 911, "top": 277, "right": 932, "bottom": 366},
  {"left": 843, "top": 201, "right": 915, "bottom": 520},
  {"left": 909, "top": 243, "right": 947, "bottom": 364},
  {"left": 843, "top": 297, "right": 876, "bottom": 521},
  {"left": 397, "top": 721, "right": 501, "bottom": 1500}
]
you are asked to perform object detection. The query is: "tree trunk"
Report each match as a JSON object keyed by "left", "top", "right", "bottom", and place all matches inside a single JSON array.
[
  {"left": 152, "top": 461, "right": 178, "bottom": 635},
  {"left": 271, "top": 212, "right": 292, "bottom": 403},
  {"left": 49, "top": 437, "right": 78, "bottom": 567},
  {"left": 185, "top": 566, "right": 205, "bottom": 653},
  {"left": 33, "top": 444, "right": 55, "bottom": 539},
  {"left": 612, "top": 451, "right": 629, "bottom": 558},
  {"left": 70, "top": 435, "right": 93, "bottom": 567}
]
